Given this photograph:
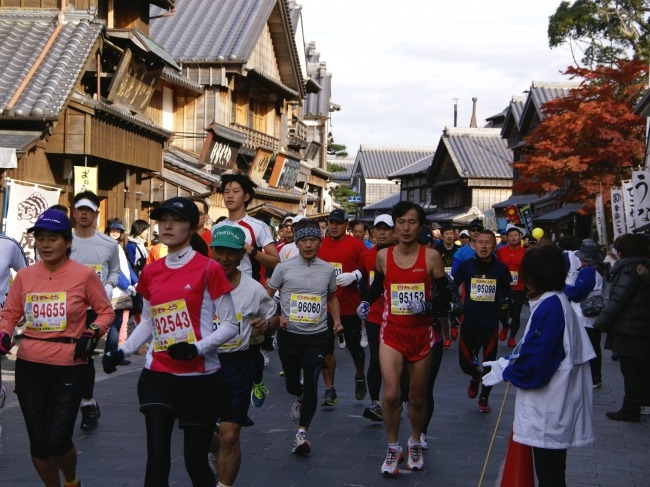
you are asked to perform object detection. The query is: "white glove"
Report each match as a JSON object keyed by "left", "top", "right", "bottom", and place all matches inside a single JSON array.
[
  {"left": 336, "top": 270, "right": 361, "bottom": 287},
  {"left": 357, "top": 301, "right": 370, "bottom": 320},
  {"left": 126, "top": 285, "right": 137, "bottom": 296},
  {"left": 405, "top": 300, "right": 427, "bottom": 315},
  {"left": 481, "top": 357, "right": 509, "bottom": 387},
  {"left": 104, "top": 284, "right": 114, "bottom": 299}
]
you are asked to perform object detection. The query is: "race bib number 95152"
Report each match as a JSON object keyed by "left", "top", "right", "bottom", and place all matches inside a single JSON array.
[
  {"left": 150, "top": 299, "right": 197, "bottom": 351},
  {"left": 390, "top": 283, "right": 425, "bottom": 315}
]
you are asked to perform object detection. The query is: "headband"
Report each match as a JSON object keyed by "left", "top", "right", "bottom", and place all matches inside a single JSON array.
[{"left": 295, "top": 226, "right": 322, "bottom": 243}]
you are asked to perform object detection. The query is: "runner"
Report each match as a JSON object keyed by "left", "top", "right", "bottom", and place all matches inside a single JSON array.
[
  {"left": 317, "top": 209, "right": 367, "bottom": 406},
  {"left": 70, "top": 190, "right": 121, "bottom": 432},
  {"left": 278, "top": 215, "right": 305, "bottom": 262},
  {"left": 496, "top": 225, "right": 527, "bottom": 347},
  {"left": 267, "top": 219, "right": 342, "bottom": 455},
  {"left": 371, "top": 201, "right": 448, "bottom": 476},
  {"left": 209, "top": 225, "right": 278, "bottom": 487},
  {"left": 0, "top": 208, "right": 113, "bottom": 487},
  {"left": 435, "top": 225, "right": 461, "bottom": 347},
  {"left": 451, "top": 218, "right": 483, "bottom": 275},
  {"left": 102, "top": 196, "right": 238, "bottom": 487},
  {"left": 453, "top": 230, "right": 512, "bottom": 413}
]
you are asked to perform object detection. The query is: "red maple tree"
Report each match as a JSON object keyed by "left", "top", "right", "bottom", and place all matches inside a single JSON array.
[{"left": 514, "top": 59, "right": 648, "bottom": 213}]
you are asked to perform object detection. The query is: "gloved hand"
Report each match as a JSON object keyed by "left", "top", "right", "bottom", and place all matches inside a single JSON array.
[
  {"left": 74, "top": 327, "right": 100, "bottom": 361},
  {"left": 102, "top": 349, "right": 125, "bottom": 374},
  {"left": 167, "top": 341, "right": 198, "bottom": 360},
  {"left": 498, "top": 297, "right": 513, "bottom": 325},
  {"left": 356, "top": 301, "right": 370, "bottom": 320},
  {"left": 336, "top": 270, "right": 361, "bottom": 287},
  {"left": 104, "top": 284, "right": 114, "bottom": 299},
  {"left": 481, "top": 357, "right": 510, "bottom": 386},
  {"left": 0, "top": 331, "right": 13, "bottom": 356},
  {"left": 126, "top": 285, "right": 137, "bottom": 296},
  {"left": 405, "top": 300, "right": 431, "bottom": 315}
]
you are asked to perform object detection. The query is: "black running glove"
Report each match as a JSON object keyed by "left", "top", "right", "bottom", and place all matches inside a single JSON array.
[
  {"left": 167, "top": 342, "right": 198, "bottom": 360},
  {"left": 102, "top": 349, "right": 125, "bottom": 374}
]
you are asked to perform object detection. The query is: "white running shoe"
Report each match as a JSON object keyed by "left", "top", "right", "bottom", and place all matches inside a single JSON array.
[
  {"left": 261, "top": 350, "right": 270, "bottom": 367},
  {"left": 292, "top": 431, "right": 310, "bottom": 455},
  {"left": 290, "top": 398, "right": 302, "bottom": 421},
  {"left": 381, "top": 445, "right": 404, "bottom": 477},
  {"left": 420, "top": 433, "right": 429, "bottom": 450},
  {"left": 407, "top": 442, "right": 424, "bottom": 471},
  {"left": 360, "top": 328, "right": 368, "bottom": 348},
  {"left": 207, "top": 452, "right": 219, "bottom": 480}
]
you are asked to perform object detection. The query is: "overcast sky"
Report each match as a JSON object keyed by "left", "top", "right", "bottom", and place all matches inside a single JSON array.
[{"left": 298, "top": 0, "right": 577, "bottom": 154}]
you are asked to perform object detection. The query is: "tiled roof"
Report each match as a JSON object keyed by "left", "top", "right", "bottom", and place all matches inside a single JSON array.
[
  {"left": 535, "top": 203, "right": 584, "bottom": 222},
  {"left": 509, "top": 95, "right": 527, "bottom": 126},
  {"left": 529, "top": 81, "right": 578, "bottom": 118},
  {"left": 440, "top": 128, "right": 512, "bottom": 179},
  {"left": 164, "top": 146, "right": 220, "bottom": 184},
  {"left": 352, "top": 145, "right": 436, "bottom": 180},
  {"left": 0, "top": 11, "right": 102, "bottom": 119},
  {"left": 150, "top": 0, "right": 275, "bottom": 63},
  {"left": 305, "top": 43, "right": 332, "bottom": 116},
  {"left": 492, "top": 192, "right": 559, "bottom": 209},
  {"left": 0, "top": 129, "right": 43, "bottom": 151},
  {"left": 329, "top": 159, "right": 354, "bottom": 182},
  {"left": 389, "top": 153, "right": 434, "bottom": 178},
  {"left": 363, "top": 191, "right": 400, "bottom": 210}
]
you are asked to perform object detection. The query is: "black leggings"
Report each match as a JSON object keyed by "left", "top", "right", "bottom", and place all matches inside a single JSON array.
[
  {"left": 82, "top": 309, "right": 98, "bottom": 399},
  {"left": 277, "top": 330, "right": 327, "bottom": 429},
  {"left": 143, "top": 408, "right": 215, "bottom": 487},
  {"left": 249, "top": 342, "right": 265, "bottom": 384},
  {"left": 533, "top": 447, "right": 567, "bottom": 487},
  {"left": 366, "top": 322, "right": 382, "bottom": 402},
  {"left": 459, "top": 326, "right": 498, "bottom": 399}
]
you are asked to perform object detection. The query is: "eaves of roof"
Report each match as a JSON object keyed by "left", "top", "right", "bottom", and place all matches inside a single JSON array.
[
  {"left": 256, "top": 185, "right": 317, "bottom": 202},
  {"left": 164, "top": 148, "right": 220, "bottom": 185},
  {"left": 107, "top": 28, "right": 180, "bottom": 70},
  {"left": 492, "top": 192, "right": 559, "bottom": 209},
  {"left": 160, "top": 66, "right": 204, "bottom": 93},
  {"left": 439, "top": 128, "right": 512, "bottom": 179},
  {"left": 0, "top": 13, "right": 103, "bottom": 120},
  {"left": 352, "top": 145, "right": 436, "bottom": 180},
  {"left": 246, "top": 68, "right": 299, "bottom": 99},
  {"left": 363, "top": 191, "right": 400, "bottom": 210},
  {"left": 388, "top": 153, "right": 434, "bottom": 178},
  {"left": 534, "top": 202, "right": 584, "bottom": 222},
  {"left": 0, "top": 129, "right": 44, "bottom": 152}
]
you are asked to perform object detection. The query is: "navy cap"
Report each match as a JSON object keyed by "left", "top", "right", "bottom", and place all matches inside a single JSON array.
[
  {"left": 27, "top": 209, "right": 72, "bottom": 234},
  {"left": 150, "top": 197, "right": 200, "bottom": 227},
  {"left": 109, "top": 221, "right": 125, "bottom": 231},
  {"left": 328, "top": 209, "right": 348, "bottom": 223},
  {"left": 417, "top": 227, "right": 434, "bottom": 245}
]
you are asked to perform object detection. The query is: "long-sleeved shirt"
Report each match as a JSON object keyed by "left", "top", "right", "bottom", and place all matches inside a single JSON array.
[{"left": 71, "top": 230, "right": 121, "bottom": 288}]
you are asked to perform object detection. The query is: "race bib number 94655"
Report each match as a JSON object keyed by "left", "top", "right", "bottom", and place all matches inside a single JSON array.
[
  {"left": 25, "top": 292, "right": 67, "bottom": 332},
  {"left": 150, "top": 299, "right": 197, "bottom": 351}
]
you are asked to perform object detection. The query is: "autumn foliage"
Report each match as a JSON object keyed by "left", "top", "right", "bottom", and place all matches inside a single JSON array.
[{"left": 514, "top": 59, "right": 648, "bottom": 212}]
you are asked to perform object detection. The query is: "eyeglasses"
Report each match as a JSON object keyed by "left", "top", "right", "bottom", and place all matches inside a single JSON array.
[
  {"left": 469, "top": 228, "right": 481, "bottom": 232},
  {"left": 198, "top": 212, "right": 206, "bottom": 216}
]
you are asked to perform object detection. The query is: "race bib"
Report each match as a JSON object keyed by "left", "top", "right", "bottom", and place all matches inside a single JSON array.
[
  {"left": 444, "top": 266, "right": 452, "bottom": 277},
  {"left": 510, "top": 271, "right": 519, "bottom": 286},
  {"left": 86, "top": 264, "right": 102, "bottom": 280},
  {"left": 470, "top": 278, "right": 497, "bottom": 302},
  {"left": 331, "top": 262, "right": 343, "bottom": 276},
  {"left": 369, "top": 271, "right": 375, "bottom": 285},
  {"left": 215, "top": 312, "right": 244, "bottom": 350},
  {"left": 390, "top": 283, "right": 425, "bottom": 315},
  {"left": 289, "top": 294, "right": 322, "bottom": 324},
  {"left": 150, "top": 299, "right": 197, "bottom": 351},
  {"left": 25, "top": 292, "right": 67, "bottom": 332}
]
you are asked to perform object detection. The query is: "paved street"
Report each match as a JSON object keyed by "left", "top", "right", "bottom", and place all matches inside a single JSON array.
[{"left": 0, "top": 323, "right": 648, "bottom": 487}]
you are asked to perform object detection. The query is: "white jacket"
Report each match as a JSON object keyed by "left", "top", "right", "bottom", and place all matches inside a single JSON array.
[{"left": 512, "top": 291, "right": 596, "bottom": 449}]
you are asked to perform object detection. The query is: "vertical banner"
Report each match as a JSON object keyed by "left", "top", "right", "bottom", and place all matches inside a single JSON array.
[
  {"left": 518, "top": 204, "right": 534, "bottom": 235},
  {"left": 632, "top": 169, "right": 650, "bottom": 231},
  {"left": 74, "top": 166, "right": 98, "bottom": 195},
  {"left": 504, "top": 204, "right": 521, "bottom": 224},
  {"left": 622, "top": 180, "right": 636, "bottom": 233},
  {"left": 595, "top": 193, "right": 608, "bottom": 245},
  {"left": 610, "top": 188, "right": 627, "bottom": 240},
  {"left": 4, "top": 179, "right": 61, "bottom": 264}
]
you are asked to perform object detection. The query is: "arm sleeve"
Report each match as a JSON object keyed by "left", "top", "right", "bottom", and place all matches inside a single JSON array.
[
  {"left": 451, "top": 249, "right": 465, "bottom": 277},
  {"left": 328, "top": 267, "right": 337, "bottom": 293},
  {"left": 106, "top": 244, "right": 122, "bottom": 287},
  {"left": 502, "top": 297, "right": 566, "bottom": 389},
  {"left": 0, "top": 273, "right": 24, "bottom": 335},
  {"left": 120, "top": 299, "right": 153, "bottom": 356},
  {"left": 86, "top": 270, "right": 115, "bottom": 335},
  {"left": 563, "top": 267, "right": 596, "bottom": 302},
  {"left": 125, "top": 243, "right": 136, "bottom": 266},
  {"left": 11, "top": 240, "right": 28, "bottom": 270},
  {"left": 363, "top": 270, "right": 384, "bottom": 305},
  {"left": 594, "top": 269, "right": 640, "bottom": 332},
  {"left": 195, "top": 293, "right": 238, "bottom": 355}
]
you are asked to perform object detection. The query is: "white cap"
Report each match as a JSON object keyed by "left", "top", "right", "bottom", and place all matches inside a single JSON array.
[
  {"left": 506, "top": 223, "right": 523, "bottom": 234},
  {"left": 153, "top": 224, "right": 159, "bottom": 235},
  {"left": 74, "top": 198, "right": 98, "bottom": 212},
  {"left": 460, "top": 229, "right": 470, "bottom": 237},
  {"left": 291, "top": 214, "right": 306, "bottom": 225},
  {"left": 373, "top": 214, "right": 394, "bottom": 227},
  {"left": 282, "top": 215, "right": 293, "bottom": 225}
]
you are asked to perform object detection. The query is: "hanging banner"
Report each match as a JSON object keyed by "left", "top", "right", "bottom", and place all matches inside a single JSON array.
[
  {"left": 610, "top": 188, "right": 627, "bottom": 240},
  {"left": 4, "top": 179, "right": 61, "bottom": 265},
  {"left": 518, "top": 204, "right": 534, "bottom": 235},
  {"left": 74, "top": 166, "right": 98, "bottom": 195},
  {"left": 595, "top": 193, "right": 608, "bottom": 245},
  {"left": 632, "top": 169, "right": 650, "bottom": 230},
  {"left": 622, "top": 180, "right": 635, "bottom": 233},
  {"left": 504, "top": 204, "right": 521, "bottom": 224}
]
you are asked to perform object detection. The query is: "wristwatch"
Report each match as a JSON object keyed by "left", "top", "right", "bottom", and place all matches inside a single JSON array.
[
  {"left": 89, "top": 323, "right": 100, "bottom": 336},
  {"left": 250, "top": 248, "right": 258, "bottom": 257}
]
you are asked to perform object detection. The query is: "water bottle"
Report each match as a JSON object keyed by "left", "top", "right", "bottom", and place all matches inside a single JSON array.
[{"left": 337, "top": 333, "right": 347, "bottom": 348}]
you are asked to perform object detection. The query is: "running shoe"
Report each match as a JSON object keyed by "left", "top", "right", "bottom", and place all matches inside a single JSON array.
[
  {"left": 499, "top": 325, "right": 509, "bottom": 341},
  {"left": 478, "top": 397, "right": 492, "bottom": 413},
  {"left": 208, "top": 452, "right": 219, "bottom": 480},
  {"left": 407, "top": 443, "right": 424, "bottom": 471},
  {"left": 507, "top": 337, "right": 517, "bottom": 348},
  {"left": 443, "top": 338, "right": 451, "bottom": 350},
  {"left": 261, "top": 350, "right": 270, "bottom": 367},
  {"left": 355, "top": 376, "right": 367, "bottom": 400},
  {"left": 420, "top": 433, "right": 429, "bottom": 450},
  {"left": 291, "top": 398, "right": 302, "bottom": 421},
  {"left": 360, "top": 328, "right": 368, "bottom": 348},
  {"left": 80, "top": 401, "right": 101, "bottom": 431},
  {"left": 403, "top": 401, "right": 411, "bottom": 418},
  {"left": 467, "top": 379, "right": 479, "bottom": 399},
  {"left": 640, "top": 406, "right": 650, "bottom": 415},
  {"left": 320, "top": 387, "right": 338, "bottom": 407},
  {"left": 450, "top": 325, "right": 459, "bottom": 341},
  {"left": 251, "top": 381, "right": 269, "bottom": 408},
  {"left": 279, "top": 370, "right": 285, "bottom": 377},
  {"left": 292, "top": 431, "right": 311, "bottom": 455},
  {"left": 381, "top": 444, "right": 404, "bottom": 477},
  {"left": 363, "top": 401, "right": 383, "bottom": 421}
]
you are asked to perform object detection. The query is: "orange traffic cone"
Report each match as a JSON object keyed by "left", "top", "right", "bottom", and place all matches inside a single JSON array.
[{"left": 500, "top": 430, "right": 535, "bottom": 487}]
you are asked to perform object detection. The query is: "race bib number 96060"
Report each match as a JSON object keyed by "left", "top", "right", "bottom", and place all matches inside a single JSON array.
[{"left": 290, "top": 294, "right": 321, "bottom": 324}]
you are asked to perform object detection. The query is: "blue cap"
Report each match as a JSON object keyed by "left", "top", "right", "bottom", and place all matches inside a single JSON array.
[
  {"left": 328, "top": 208, "right": 348, "bottom": 223},
  {"left": 109, "top": 221, "right": 125, "bottom": 231},
  {"left": 27, "top": 209, "right": 72, "bottom": 234}
]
